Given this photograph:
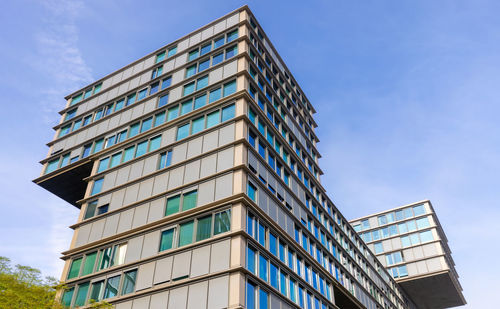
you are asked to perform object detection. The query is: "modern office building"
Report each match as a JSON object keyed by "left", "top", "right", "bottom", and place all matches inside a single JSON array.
[
  {"left": 35, "top": 5, "right": 424, "bottom": 309},
  {"left": 350, "top": 201, "right": 466, "bottom": 308}
]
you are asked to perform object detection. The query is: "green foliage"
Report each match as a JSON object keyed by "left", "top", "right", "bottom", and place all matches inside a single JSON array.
[{"left": 0, "top": 256, "right": 113, "bottom": 308}]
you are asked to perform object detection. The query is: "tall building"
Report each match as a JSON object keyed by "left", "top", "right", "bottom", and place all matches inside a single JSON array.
[
  {"left": 350, "top": 201, "right": 466, "bottom": 308},
  {"left": 35, "top": 5, "right": 431, "bottom": 309}
]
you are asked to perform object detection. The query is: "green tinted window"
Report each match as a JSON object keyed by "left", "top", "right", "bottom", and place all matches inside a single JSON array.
[
  {"left": 67, "top": 257, "right": 82, "bottom": 279},
  {"left": 89, "top": 281, "right": 103, "bottom": 302},
  {"left": 167, "top": 106, "right": 179, "bottom": 121},
  {"left": 178, "top": 221, "right": 194, "bottom": 246},
  {"left": 165, "top": 195, "right": 180, "bottom": 216},
  {"left": 103, "top": 275, "right": 121, "bottom": 299},
  {"left": 81, "top": 252, "right": 97, "bottom": 276},
  {"left": 159, "top": 228, "right": 175, "bottom": 252},
  {"left": 61, "top": 287, "right": 74, "bottom": 307},
  {"left": 182, "top": 191, "right": 197, "bottom": 211},
  {"left": 74, "top": 282, "right": 90, "bottom": 306},
  {"left": 196, "top": 215, "right": 212, "bottom": 241},
  {"left": 84, "top": 201, "right": 97, "bottom": 219}
]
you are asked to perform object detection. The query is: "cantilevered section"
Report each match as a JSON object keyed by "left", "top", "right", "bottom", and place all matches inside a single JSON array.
[{"left": 350, "top": 200, "right": 466, "bottom": 308}]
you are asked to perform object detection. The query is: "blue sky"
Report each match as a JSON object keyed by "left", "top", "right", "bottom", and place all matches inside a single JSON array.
[{"left": 0, "top": 0, "right": 498, "bottom": 307}]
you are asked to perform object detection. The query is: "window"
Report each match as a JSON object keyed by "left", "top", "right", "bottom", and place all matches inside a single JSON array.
[
  {"left": 247, "top": 246, "right": 256, "bottom": 274},
  {"left": 178, "top": 221, "right": 195, "bottom": 247},
  {"left": 225, "top": 45, "right": 238, "bottom": 59},
  {"left": 420, "top": 230, "right": 434, "bottom": 242},
  {"left": 161, "top": 76, "right": 172, "bottom": 90},
  {"left": 206, "top": 110, "right": 220, "bottom": 128},
  {"left": 156, "top": 51, "right": 166, "bottom": 63},
  {"left": 259, "top": 289, "right": 268, "bottom": 309},
  {"left": 212, "top": 52, "right": 223, "bottom": 65},
  {"left": 91, "top": 178, "right": 104, "bottom": 196},
  {"left": 246, "top": 281, "right": 256, "bottom": 309},
  {"left": 103, "top": 275, "right": 121, "bottom": 299},
  {"left": 120, "top": 270, "right": 137, "bottom": 295},
  {"left": 181, "top": 100, "right": 193, "bottom": 115},
  {"left": 196, "top": 215, "right": 212, "bottom": 241},
  {"left": 223, "top": 80, "right": 236, "bottom": 97},
  {"left": 214, "top": 36, "right": 224, "bottom": 48},
  {"left": 248, "top": 182, "right": 257, "bottom": 201},
  {"left": 221, "top": 104, "right": 235, "bottom": 122},
  {"left": 416, "top": 217, "right": 430, "bottom": 229},
  {"left": 168, "top": 46, "right": 177, "bottom": 57},
  {"left": 196, "top": 75, "right": 209, "bottom": 90},
  {"left": 259, "top": 255, "right": 268, "bottom": 281},
  {"left": 214, "top": 209, "right": 231, "bottom": 235},
  {"left": 165, "top": 195, "right": 180, "bottom": 216},
  {"left": 81, "top": 252, "right": 97, "bottom": 276},
  {"left": 182, "top": 191, "right": 197, "bottom": 211},
  {"left": 158, "top": 151, "right": 172, "bottom": 169},
  {"left": 186, "top": 64, "right": 196, "bottom": 78},
  {"left": 74, "top": 282, "right": 89, "bottom": 307},
  {"left": 90, "top": 281, "right": 103, "bottom": 302},
  {"left": 61, "top": 287, "right": 74, "bottom": 307},
  {"left": 201, "top": 43, "right": 211, "bottom": 55},
  {"left": 194, "top": 94, "right": 207, "bottom": 109},
  {"left": 209, "top": 87, "right": 221, "bottom": 103},
  {"left": 413, "top": 204, "right": 426, "bottom": 216},
  {"left": 188, "top": 49, "right": 199, "bottom": 61},
  {"left": 374, "top": 242, "right": 383, "bottom": 254},
  {"left": 167, "top": 106, "right": 179, "bottom": 121},
  {"left": 183, "top": 82, "right": 195, "bottom": 96},
  {"left": 67, "top": 257, "right": 82, "bottom": 279},
  {"left": 177, "top": 123, "right": 190, "bottom": 140},
  {"left": 192, "top": 116, "right": 205, "bottom": 134},
  {"left": 159, "top": 228, "right": 175, "bottom": 251}
]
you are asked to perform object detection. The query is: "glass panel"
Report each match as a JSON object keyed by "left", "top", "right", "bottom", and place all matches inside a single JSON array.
[
  {"left": 122, "top": 146, "right": 135, "bottom": 162},
  {"left": 198, "top": 59, "right": 210, "bottom": 72},
  {"left": 91, "top": 178, "right": 103, "bottom": 196},
  {"left": 156, "top": 51, "right": 166, "bottom": 63},
  {"left": 420, "top": 230, "right": 434, "bottom": 242},
  {"left": 61, "top": 287, "right": 74, "bottom": 307},
  {"left": 188, "top": 49, "right": 199, "bottom": 61},
  {"left": 247, "top": 246, "right": 256, "bottom": 273},
  {"left": 214, "top": 210, "right": 231, "bottom": 235},
  {"left": 81, "top": 252, "right": 97, "bottom": 276},
  {"left": 226, "top": 29, "right": 238, "bottom": 42},
  {"left": 121, "top": 270, "right": 137, "bottom": 295},
  {"left": 109, "top": 153, "right": 122, "bottom": 168},
  {"left": 206, "top": 110, "right": 220, "bottom": 128},
  {"left": 137, "top": 88, "right": 147, "bottom": 100},
  {"left": 83, "top": 201, "right": 97, "bottom": 220},
  {"left": 221, "top": 104, "right": 235, "bottom": 121},
  {"left": 177, "top": 123, "right": 190, "bottom": 140},
  {"left": 186, "top": 65, "right": 196, "bottom": 78},
  {"left": 196, "top": 75, "right": 209, "bottom": 90},
  {"left": 135, "top": 141, "right": 148, "bottom": 157},
  {"left": 259, "top": 289, "right": 268, "bottom": 309},
  {"left": 223, "top": 80, "right": 236, "bottom": 97},
  {"left": 154, "top": 111, "right": 166, "bottom": 127},
  {"left": 413, "top": 204, "right": 426, "bottom": 216},
  {"left": 196, "top": 215, "right": 212, "bottom": 241},
  {"left": 140, "top": 117, "right": 153, "bottom": 133},
  {"left": 103, "top": 275, "right": 121, "bottom": 299},
  {"left": 158, "top": 93, "right": 169, "bottom": 107},
  {"left": 67, "top": 257, "right": 82, "bottom": 279},
  {"left": 214, "top": 36, "right": 224, "bottom": 48},
  {"left": 201, "top": 43, "right": 211, "bottom": 55},
  {"left": 181, "top": 100, "right": 193, "bottom": 115},
  {"left": 159, "top": 228, "right": 175, "bottom": 251},
  {"left": 183, "top": 82, "right": 195, "bottom": 96},
  {"left": 178, "top": 221, "right": 194, "bottom": 246},
  {"left": 161, "top": 76, "right": 172, "bottom": 89},
  {"left": 270, "top": 263, "right": 278, "bottom": 288},
  {"left": 225, "top": 45, "right": 237, "bottom": 59},
  {"left": 129, "top": 123, "right": 140, "bottom": 137},
  {"left": 259, "top": 255, "right": 268, "bottom": 281},
  {"left": 182, "top": 191, "right": 197, "bottom": 211},
  {"left": 167, "top": 46, "right": 177, "bottom": 57},
  {"left": 212, "top": 52, "right": 223, "bottom": 65},
  {"left": 74, "top": 282, "right": 90, "bottom": 307},
  {"left": 167, "top": 106, "right": 179, "bottom": 121},
  {"left": 191, "top": 116, "right": 205, "bottom": 135},
  {"left": 416, "top": 217, "right": 430, "bottom": 229},
  {"left": 92, "top": 139, "right": 104, "bottom": 154},
  {"left": 208, "top": 87, "right": 221, "bottom": 103},
  {"left": 194, "top": 94, "right": 207, "bottom": 109},
  {"left": 165, "top": 195, "right": 180, "bottom": 216},
  {"left": 126, "top": 93, "right": 136, "bottom": 106},
  {"left": 149, "top": 136, "right": 161, "bottom": 151},
  {"left": 89, "top": 281, "right": 103, "bottom": 302},
  {"left": 246, "top": 281, "right": 256, "bottom": 309}
]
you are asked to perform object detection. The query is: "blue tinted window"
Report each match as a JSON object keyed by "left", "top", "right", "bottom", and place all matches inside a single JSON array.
[
  {"left": 279, "top": 271, "right": 287, "bottom": 295},
  {"left": 156, "top": 51, "right": 165, "bottom": 63},
  {"left": 247, "top": 246, "right": 256, "bottom": 274},
  {"left": 200, "top": 43, "right": 211, "bottom": 55},
  {"left": 209, "top": 87, "right": 221, "bottom": 103},
  {"left": 181, "top": 100, "right": 193, "bottom": 115},
  {"left": 126, "top": 94, "right": 136, "bottom": 106},
  {"left": 214, "top": 36, "right": 224, "bottom": 48},
  {"left": 221, "top": 104, "right": 235, "bottom": 122},
  {"left": 225, "top": 45, "right": 237, "bottom": 59},
  {"left": 98, "top": 158, "right": 109, "bottom": 173},
  {"left": 206, "top": 110, "right": 220, "bottom": 128},
  {"left": 270, "top": 263, "right": 278, "bottom": 288},
  {"left": 91, "top": 178, "right": 104, "bottom": 195},
  {"left": 374, "top": 242, "right": 383, "bottom": 254},
  {"left": 198, "top": 59, "right": 210, "bottom": 72},
  {"left": 188, "top": 49, "right": 199, "bottom": 61},
  {"left": 183, "top": 82, "right": 195, "bottom": 96},
  {"left": 420, "top": 230, "right": 434, "bottom": 242},
  {"left": 413, "top": 204, "right": 426, "bottom": 216},
  {"left": 161, "top": 76, "right": 172, "bottom": 89},
  {"left": 212, "top": 52, "right": 223, "bottom": 65},
  {"left": 247, "top": 182, "right": 257, "bottom": 201},
  {"left": 196, "top": 75, "right": 209, "bottom": 90},
  {"left": 176, "top": 123, "right": 190, "bottom": 140},
  {"left": 194, "top": 94, "right": 206, "bottom": 109},
  {"left": 223, "top": 80, "right": 236, "bottom": 97},
  {"left": 246, "top": 281, "right": 256, "bottom": 309},
  {"left": 259, "top": 255, "right": 268, "bottom": 281},
  {"left": 191, "top": 116, "right": 205, "bottom": 135},
  {"left": 135, "top": 141, "right": 148, "bottom": 157},
  {"left": 167, "top": 46, "right": 177, "bottom": 57},
  {"left": 137, "top": 88, "right": 147, "bottom": 100},
  {"left": 226, "top": 29, "right": 238, "bottom": 42},
  {"left": 259, "top": 289, "right": 268, "bottom": 309},
  {"left": 186, "top": 65, "right": 196, "bottom": 78},
  {"left": 416, "top": 217, "right": 430, "bottom": 229},
  {"left": 45, "top": 158, "right": 60, "bottom": 174},
  {"left": 140, "top": 117, "right": 152, "bottom": 133}
]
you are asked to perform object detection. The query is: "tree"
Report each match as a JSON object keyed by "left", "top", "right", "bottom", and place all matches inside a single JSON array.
[{"left": 0, "top": 256, "right": 112, "bottom": 308}]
